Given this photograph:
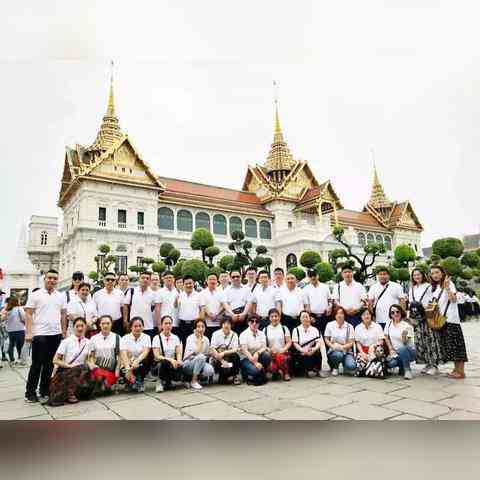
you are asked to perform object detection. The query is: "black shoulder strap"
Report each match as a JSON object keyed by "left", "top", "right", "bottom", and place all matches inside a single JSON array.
[
  {"left": 226, "top": 332, "right": 234, "bottom": 350},
  {"left": 114, "top": 334, "right": 120, "bottom": 369},
  {"left": 283, "top": 325, "right": 288, "bottom": 343},
  {"left": 158, "top": 334, "right": 165, "bottom": 357},
  {"left": 374, "top": 283, "right": 390, "bottom": 315},
  {"left": 264, "top": 325, "right": 269, "bottom": 347},
  {"left": 419, "top": 286, "right": 429, "bottom": 303},
  {"left": 66, "top": 290, "right": 70, "bottom": 304},
  {"left": 337, "top": 284, "right": 341, "bottom": 303},
  {"left": 251, "top": 282, "right": 257, "bottom": 294}
]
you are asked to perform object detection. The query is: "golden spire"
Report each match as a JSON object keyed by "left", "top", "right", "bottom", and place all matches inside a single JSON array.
[
  {"left": 89, "top": 61, "right": 123, "bottom": 152},
  {"left": 264, "top": 82, "right": 295, "bottom": 179},
  {"left": 368, "top": 149, "right": 391, "bottom": 209}
]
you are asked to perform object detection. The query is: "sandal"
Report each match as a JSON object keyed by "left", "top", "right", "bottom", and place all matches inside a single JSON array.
[
  {"left": 284, "top": 373, "right": 291, "bottom": 382},
  {"left": 67, "top": 395, "right": 79, "bottom": 404},
  {"left": 233, "top": 377, "right": 242, "bottom": 385},
  {"left": 447, "top": 371, "right": 465, "bottom": 379}
]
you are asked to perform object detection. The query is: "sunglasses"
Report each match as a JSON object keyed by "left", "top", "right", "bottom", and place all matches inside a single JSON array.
[
  {"left": 250, "top": 319, "right": 258, "bottom": 324},
  {"left": 105, "top": 278, "right": 115, "bottom": 282},
  {"left": 391, "top": 310, "right": 401, "bottom": 315},
  {"left": 72, "top": 276, "right": 83, "bottom": 281},
  {"left": 231, "top": 275, "right": 240, "bottom": 279}
]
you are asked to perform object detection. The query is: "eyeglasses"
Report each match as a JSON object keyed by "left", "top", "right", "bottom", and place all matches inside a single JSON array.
[
  {"left": 392, "top": 310, "right": 401, "bottom": 315},
  {"left": 72, "top": 276, "right": 83, "bottom": 281},
  {"left": 105, "top": 278, "right": 115, "bottom": 282},
  {"left": 231, "top": 275, "right": 240, "bottom": 279},
  {"left": 250, "top": 320, "right": 258, "bottom": 324}
]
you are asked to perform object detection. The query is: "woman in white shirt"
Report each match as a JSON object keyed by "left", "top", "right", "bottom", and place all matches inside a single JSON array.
[
  {"left": 239, "top": 315, "right": 271, "bottom": 386},
  {"left": 263, "top": 308, "right": 292, "bottom": 381},
  {"left": 182, "top": 318, "right": 214, "bottom": 390},
  {"left": 354, "top": 308, "right": 384, "bottom": 362},
  {"left": 49, "top": 317, "right": 93, "bottom": 406},
  {"left": 291, "top": 310, "right": 322, "bottom": 378},
  {"left": 1, "top": 296, "right": 26, "bottom": 366},
  {"left": 120, "top": 317, "right": 151, "bottom": 393},
  {"left": 152, "top": 315, "right": 183, "bottom": 392},
  {"left": 67, "top": 282, "right": 98, "bottom": 337},
  {"left": 384, "top": 305, "right": 416, "bottom": 379},
  {"left": 324, "top": 307, "right": 356, "bottom": 376},
  {"left": 409, "top": 268, "right": 444, "bottom": 376},
  {"left": 429, "top": 266, "right": 468, "bottom": 379}
]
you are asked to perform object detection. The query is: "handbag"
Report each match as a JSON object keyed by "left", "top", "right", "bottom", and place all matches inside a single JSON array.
[
  {"left": 408, "top": 286, "right": 429, "bottom": 326},
  {"left": 425, "top": 288, "right": 450, "bottom": 331}
]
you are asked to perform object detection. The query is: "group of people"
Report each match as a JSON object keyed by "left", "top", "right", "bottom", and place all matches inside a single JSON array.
[{"left": 1, "top": 261, "right": 470, "bottom": 407}]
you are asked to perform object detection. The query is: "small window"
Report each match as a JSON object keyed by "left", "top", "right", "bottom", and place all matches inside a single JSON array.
[
  {"left": 137, "top": 256, "right": 144, "bottom": 267},
  {"left": 137, "top": 212, "right": 144, "bottom": 226},
  {"left": 177, "top": 210, "right": 193, "bottom": 232},
  {"left": 213, "top": 214, "right": 227, "bottom": 235},
  {"left": 375, "top": 234, "right": 383, "bottom": 244},
  {"left": 288, "top": 221, "right": 293, "bottom": 229},
  {"left": 384, "top": 236, "right": 392, "bottom": 251},
  {"left": 158, "top": 207, "right": 174, "bottom": 230},
  {"left": 195, "top": 212, "right": 211, "bottom": 230},
  {"left": 367, "top": 233, "right": 375, "bottom": 244},
  {"left": 259, "top": 220, "right": 272, "bottom": 240},
  {"left": 286, "top": 253, "right": 297, "bottom": 269},
  {"left": 245, "top": 219, "right": 258, "bottom": 238},
  {"left": 98, "top": 207, "right": 106, "bottom": 222},
  {"left": 229, "top": 216, "right": 243, "bottom": 235},
  {"left": 115, "top": 256, "right": 128, "bottom": 275},
  {"left": 358, "top": 232, "right": 366, "bottom": 247},
  {"left": 118, "top": 209, "right": 127, "bottom": 227},
  {"left": 40, "top": 231, "right": 48, "bottom": 246}
]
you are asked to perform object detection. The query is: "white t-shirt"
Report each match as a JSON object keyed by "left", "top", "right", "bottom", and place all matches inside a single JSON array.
[
  {"left": 324, "top": 320, "right": 355, "bottom": 345},
  {"left": 223, "top": 285, "right": 250, "bottom": 311},
  {"left": 263, "top": 323, "right": 290, "bottom": 351},
  {"left": 120, "top": 332, "right": 151, "bottom": 359},
  {"left": 199, "top": 288, "right": 225, "bottom": 327},
  {"left": 408, "top": 283, "right": 431, "bottom": 307},
  {"left": 184, "top": 334, "right": 210, "bottom": 359},
  {"left": 89, "top": 332, "right": 119, "bottom": 371},
  {"left": 384, "top": 320, "right": 414, "bottom": 351},
  {"left": 291, "top": 325, "right": 321, "bottom": 347},
  {"left": 368, "top": 282, "right": 406, "bottom": 325},
  {"left": 152, "top": 333, "right": 181, "bottom": 359},
  {"left": 122, "top": 287, "right": 159, "bottom": 330},
  {"left": 303, "top": 283, "right": 331, "bottom": 314},
  {"left": 239, "top": 328, "right": 266, "bottom": 359},
  {"left": 158, "top": 287, "right": 179, "bottom": 326},
  {"left": 332, "top": 281, "right": 367, "bottom": 311},
  {"left": 67, "top": 298, "right": 98, "bottom": 323},
  {"left": 426, "top": 284, "right": 461, "bottom": 325},
  {"left": 276, "top": 287, "right": 304, "bottom": 317},
  {"left": 56, "top": 335, "right": 91, "bottom": 366},
  {"left": 93, "top": 288, "right": 125, "bottom": 321},
  {"left": 25, "top": 288, "right": 67, "bottom": 336},
  {"left": 177, "top": 290, "right": 201, "bottom": 322},
  {"left": 210, "top": 329, "right": 239, "bottom": 350},
  {"left": 354, "top": 322, "right": 384, "bottom": 347},
  {"left": 251, "top": 285, "right": 277, "bottom": 318}
]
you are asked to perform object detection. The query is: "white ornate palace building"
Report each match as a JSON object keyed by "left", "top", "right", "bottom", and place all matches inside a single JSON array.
[{"left": 12, "top": 77, "right": 423, "bottom": 291}]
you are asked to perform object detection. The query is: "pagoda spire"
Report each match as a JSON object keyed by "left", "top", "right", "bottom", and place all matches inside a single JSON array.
[
  {"left": 89, "top": 61, "right": 123, "bottom": 152},
  {"left": 368, "top": 149, "right": 391, "bottom": 209}
]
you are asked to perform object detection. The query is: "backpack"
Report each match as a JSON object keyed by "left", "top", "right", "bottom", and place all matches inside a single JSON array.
[
  {"left": 409, "top": 286, "right": 429, "bottom": 325},
  {"left": 425, "top": 288, "right": 450, "bottom": 331}
]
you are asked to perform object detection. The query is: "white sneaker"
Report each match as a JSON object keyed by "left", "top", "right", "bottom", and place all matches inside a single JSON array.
[
  {"left": 426, "top": 366, "right": 439, "bottom": 376},
  {"left": 190, "top": 381, "right": 203, "bottom": 390},
  {"left": 404, "top": 370, "right": 413, "bottom": 380},
  {"left": 155, "top": 382, "right": 164, "bottom": 393},
  {"left": 421, "top": 365, "right": 431, "bottom": 374},
  {"left": 331, "top": 368, "right": 339, "bottom": 377}
]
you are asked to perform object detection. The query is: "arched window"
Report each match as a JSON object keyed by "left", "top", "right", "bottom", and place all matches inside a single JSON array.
[
  {"left": 40, "top": 231, "right": 48, "bottom": 246},
  {"left": 384, "top": 236, "right": 392, "bottom": 251},
  {"left": 245, "top": 219, "right": 258, "bottom": 238},
  {"left": 286, "top": 253, "right": 298, "bottom": 269},
  {"left": 357, "top": 232, "right": 366, "bottom": 247},
  {"left": 229, "top": 216, "right": 243, "bottom": 235},
  {"left": 375, "top": 234, "right": 384, "bottom": 244},
  {"left": 213, "top": 214, "right": 227, "bottom": 235},
  {"left": 259, "top": 220, "right": 272, "bottom": 240},
  {"left": 177, "top": 210, "right": 193, "bottom": 232},
  {"left": 367, "top": 233, "right": 375, "bottom": 244},
  {"left": 195, "top": 212, "right": 210, "bottom": 231},
  {"left": 158, "top": 207, "right": 174, "bottom": 230}
]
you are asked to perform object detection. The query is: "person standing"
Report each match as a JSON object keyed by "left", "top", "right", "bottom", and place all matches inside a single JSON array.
[
  {"left": 1, "top": 297, "right": 26, "bottom": 366},
  {"left": 272, "top": 267, "right": 286, "bottom": 290},
  {"left": 93, "top": 272, "right": 125, "bottom": 336},
  {"left": 217, "top": 272, "right": 230, "bottom": 292},
  {"left": 64, "top": 271, "right": 86, "bottom": 306},
  {"left": 275, "top": 273, "right": 304, "bottom": 333},
  {"left": 368, "top": 267, "right": 406, "bottom": 328},
  {"left": 67, "top": 282, "right": 97, "bottom": 337},
  {"left": 303, "top": 269, "right": 332, "bottom": 335},
  {"left": 429, "top": 266, "right": 468, "bottom": 379},
  {"left": 175, "top": 276, "right": 201, "bottom": 343},
  {"left": 150, "top": 273, "right": 161, "bottom": 294},
  {"left": 200, "top": 273, "right": 225, "bottom": 339},
  {"left": 250, "top": 270, "right": 277, "bottom": 329},
  {"left": 332, "top": 266, "right": 367, "bottom": 328},
  {"left": 116, "top": 273, "right": 130, "bottom": 294},
  {"left": 222, "top": 271, "right": 251, "bottom": 335},
  {"left": 24, "top": 270, "right": 67, "bottom": 404},
  {"left": 244, "top": 267, "right": 257, "bottom": 291},
  {"left": 157, "top": 271, "right": 179, "bottom": 334}
]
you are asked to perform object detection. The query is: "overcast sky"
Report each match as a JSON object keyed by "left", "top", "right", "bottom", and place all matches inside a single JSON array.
[{"left": 1, "top": 1, "right": 479, "bottom": 266}]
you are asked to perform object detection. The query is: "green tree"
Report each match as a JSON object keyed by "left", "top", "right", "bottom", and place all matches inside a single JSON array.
[
  {"left": 190, "top": 228, "right": 214, "bottom": 263},
  {"left": 300, "top": 250, "right": 322, "bottom": 270},
  {"left": 205, "top": 246, "right": 220, "bottom": 267},
  {"left": 151, "top": 261, "right": 166, "bottom": 274},
  {"left": 218, "top": 255, "right": 235, "bottom": 271},
  {"left": 160, "top": 242, "right": 175, "bottom": 258},
  {"left": 394, "top": 244, "right": 416, "bottom": 268},
  {"left": 432, "top": 237, "right": 464, "bottom": 259},
  {"left": 440, "top": 257, "right": 463, "bottom": 277},
  {"left": 208, "top": 266, "right": 223, "bottom": 279},
  {"left": 173, "top": 259, "right": 186, "bottom": 279},
  {"left": 314, "top": 262, "right": 335, "bottom": 283},
  {"left": 461, "top": 252, "right": 480, "bottom": 269},
  {"left": 181, "top": 259, "right": 209, "bottom": 283},
  {"left": 288, "top": 266, "right": 306, "bottom": 281}
]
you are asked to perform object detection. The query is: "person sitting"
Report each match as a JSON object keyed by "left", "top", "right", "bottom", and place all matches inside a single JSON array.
[
  {"left": 324, "top": 306, "right": 356, "bottom": 376},
  {"left": 48, "top": 317, "right": 93, "bottom": 406},
  {"left": 88, "top": 315, "right": 121, "bottom": 393},
  {"left": 354, "top": 308, "right": 384, "bottom": 362},
  {"left": 239, "top": 315, "right": 271, "bottom": 386},
  {"left": 291, "top": 310, "right": 323, "bottom": 378},
  {"left": 182, "top": 318, "right": 215, "bottom": 390},
  {"left": 152, "top": 315, "right": 183, "bottom": 392},
  {"left": 119, "top": 317, "right": 151, "bottom": 392},
  {"left": 209, "top": 317, "right": 241, "bottom": 385},
  {"left": 384, "top": 304, "right": 416, "bottom": 380},
  {"left": 263, "top": 308, "right": 292, "bottom": 381}
]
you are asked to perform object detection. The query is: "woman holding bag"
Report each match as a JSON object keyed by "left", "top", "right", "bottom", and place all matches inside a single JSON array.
[{"left": 428, "top": 266, "right": 468, "bottom": 379}]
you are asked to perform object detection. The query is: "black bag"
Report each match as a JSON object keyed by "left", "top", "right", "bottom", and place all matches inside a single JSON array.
[{"left": 409, "top": 286, "right": 429, "bottom": 325}]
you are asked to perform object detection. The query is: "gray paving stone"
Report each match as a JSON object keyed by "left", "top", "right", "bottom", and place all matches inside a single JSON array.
[
  {"left": 46, "top": 400, "right": 108, "bottom": 419},
  {"left": 329, "top": 403, "right": 398, "bottom": 420},
  {"left": 438, "top": 409, "right": 480, "bottom": 420},
  {"left": 182, "top": 400, "right": 253, "bottom": 420},
  {"left": 441, "top": 384, "right": 480, "bottom": 398},
  {"left": 294, "top": 393, "right": 353, "bottom": 411},
  {"left": 109, "top": 396, "right": 179, "bottom": 419},
  {"left": 394, "top": 386, "right": 453, "bottom": 402},
  {"left": 389, "top": 414, "right": 426, "bottom": 420},
  {"left": 437, "top": 395, "right": 480, "bottom": 413},
  {"left": 23, "top": 414, "right": 54, "bottom": 420},
  {"left": 386, "top": 398, "right": 451, "bottom": 418},
  {"left": 235, "top": 397, "right": 296, "bottom": 415},
  {"left": 342, "top": 390, "right": 401, "bottom": 406},
  {"left": 266, "top": 407, "right": 334, "bottom": 420},
  {"left": 60, "top": 409, "right": 121, "bottom": 420},
  {"left": 313, "top": 383, "right": 363, "bottom": 397},
  {"left": 151, "top": 391, "right": 216, "bottom": 408},
  {"left": 209, "top": 387, "right": 264, "bottom": 403},
  {"left": 0, "top": 399, "right": 47, "bottom": 420},
  {"left": 355, "top": 381, "right": 409, "bottom": 394}
]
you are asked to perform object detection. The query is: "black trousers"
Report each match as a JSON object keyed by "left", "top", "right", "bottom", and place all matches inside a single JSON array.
[
  {"left": 111, "top": 317, "right": 125, "bottom": 337},
  {"left": 178, "top": 320, "right": 194, "bottom": 345},
  {"left": 310, "top": 313, "right": 330, "bottom": 336},
  {"left": 8, "top": 330, "right": 25, "bottom": 362},
  {"left": 25, "top": 334, "right": 62, "bottom": 398},
  {"left": 214, "top": 352, "right": 241, "bottom": 382},
  {"left": 282, "top": 315, "right": 300, "bottom": 334},
  {"left": 292, "top": 351, "right": 322, "bottom": 376},
  {"left": 158, "top": 359, "right": 183, "bottom": 385},
  {"left": 143, "top": 329, "right": 157, "bottom": 372}
]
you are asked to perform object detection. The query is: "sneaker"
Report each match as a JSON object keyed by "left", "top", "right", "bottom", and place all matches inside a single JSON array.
[
  {"left": 25, "top": 395, "right": 39, "bottom": 403},
  {"left": 426, "top": 366, "right": 439, "bottom": 376},
  {"left": 420, "top": 365, "right": 431, "bottom": 374},
  {"left": 155, "top": 382, "right": 164, "bottom": 393},
  {"left": 404, "top": 370, "right": 413, "bottom": 380},
  {"left": 190, "top": 381, "right": 203, "bottom": 390},
  {"left": 137, "top": 383, "right": 145, "bottom": 393},
  {"left": 38, "top": 395, "right": 49, "bottom": 405},
  {"left": 331, "top": 368, "right": 339, "bottom": 377},
  {"left": 144, "top": 373, "right": 156, "bottom": 382},
  {"left": 319, "top": 370, "right": 330, "bottom": 378}
]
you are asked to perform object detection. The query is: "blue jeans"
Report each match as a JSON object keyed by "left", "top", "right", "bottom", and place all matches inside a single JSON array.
[
  {"left": 327, "top": 351, "right": 356, "bottom": 372},
  {"left": 387, "top": 345, "right": 416, "bottom": 374},
  {"left": 240, "top": 352, "right": 271, "bottom": 384},
  {"left": 182, "top": 354, "right": 214, "bottom": 379}
]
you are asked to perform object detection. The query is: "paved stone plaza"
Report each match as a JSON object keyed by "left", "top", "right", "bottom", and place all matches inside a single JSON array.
[{"left": 1, "top": 321, "right": 480, "bottom": 420}]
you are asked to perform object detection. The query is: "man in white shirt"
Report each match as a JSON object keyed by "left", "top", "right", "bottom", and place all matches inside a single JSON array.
[
  {"left": 272, "top": 267, "right": 285, "bottom": 290},
  {"left": 176, "top": 275, "right": 201, "bottom": 343},
  {"left": 199, "top": 273, "right": 225, "bottom": 338},
  {"left": 250, "top": 270, "right": 277, "bottom": 329},
  {"left": 93, "top": 272, "right": 126, "bottom": 335},
  {"left": 275, "top": 273, "right": 304, "bottom": 333},
  {"left": 368, "top": 267, "right": 406, "bottom": 327},
  {"left": 332, "top": 266, "right": 367, "bottom": 328},
  {"left": 222, "top": 270, "right": 251, "bottom": 334},
  {"left": 303, "top": 269, "right": 332, "bottom": 335},
  {"left": 244, "top": 267, "right": 257, "bottom": 291},
  {"left": 157, "top": 271, "right": 179, "bottom": 329},
  {"left": 67, "top": 282, "right": 98, "bottom": 336},
  {"left": 116, "top": 273, "right": 130, "bottom": 295},
  {"left": 24, "top": 269, "right": 67, "bottom": 403},
  {"left": 122, "top": 271, "right": 160, "bottom": 338},
  {"left": 217, "top": 272, "right": 230, "bottom": 292}
]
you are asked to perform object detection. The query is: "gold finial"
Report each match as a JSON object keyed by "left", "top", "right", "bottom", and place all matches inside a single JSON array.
[
  {"left": 368, "top": 148, "right": 391, "bottom": 209},
  {"left": 107, "top": 60, "right": 115, "bottom": 116}
]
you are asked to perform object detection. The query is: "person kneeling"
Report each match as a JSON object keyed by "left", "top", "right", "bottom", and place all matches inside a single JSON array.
[
  {"left": 209, "top": 318, "right": 241, "bottom": 385},
  {"left": 49, "top": 317, "right": 94, "bottom": 407},
  {"left": 183, "top": 318, "right": 214, "bottom": 390},
  {"left": 239, "top": 315, "right": 271, "bottom": 386},
  {"left": 152, "top": 315, "right": 183, "bottom": 392},
  {"left": 291, "top": 311, "right": 323, "bottom": 378},
  {"left": 264, "top": 308, "right": 292, "bottom": 381}
]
